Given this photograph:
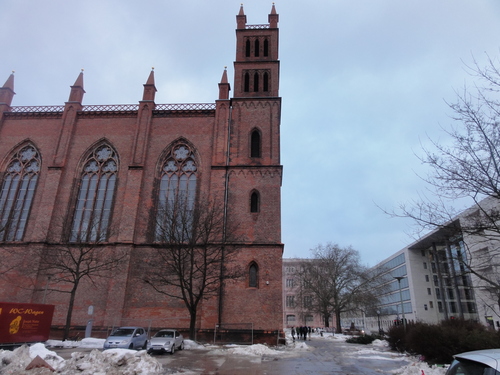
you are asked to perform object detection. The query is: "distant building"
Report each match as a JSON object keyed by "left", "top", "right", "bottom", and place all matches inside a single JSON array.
[
  {"left": 0, "top": 5, "right": 284, "bottom": 343},
  {"left": 364, "top": 198, "right": 500, "bottom": 333},
  {"left": 282, "top": 258, "right": 334, "bottom": 330}
]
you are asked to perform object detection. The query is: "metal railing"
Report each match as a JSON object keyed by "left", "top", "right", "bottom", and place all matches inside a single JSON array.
[{"left": 8, "top": 103, "right": 216, "bottom": 114}]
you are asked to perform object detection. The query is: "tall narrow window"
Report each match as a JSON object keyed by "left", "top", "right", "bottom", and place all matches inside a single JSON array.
[
  {"left": 156, "top": 142, "right": 197, "bottom": 242},
  {"left": 245, "top": 39, "right": 251, "bottom": 57},
  {"left": 244, "top": 72, "right": 250, "bottom": 92},
  {"left": 254, "top": 39, "right": 260, "bottom": 57},
  {"left": 263, "top": 39, "right": 269, "bottom": 57},
  {"left": 70, "top": 144, "right": 117, "bottom": 243},
  {"left": 250, "top": 129, "right": 261, "bottom": 158},
  {"left": 263, "top": 72, "right": 269, "bottom": 92},
  {"left": 250, "top": 191, "right": 259, "bottom": 213},
  {"left": 0, "top": 144, "right": 40, "bottom": 241},
  {"left": 253, "top": 72, "right": 259, "bottom": 92},
  {"left": 249, "top": 262, "right": 258, "bottom": 287}
]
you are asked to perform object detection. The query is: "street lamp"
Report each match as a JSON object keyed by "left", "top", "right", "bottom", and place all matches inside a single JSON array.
[
  {"left": 393, "top": 276, "right": 407, "bottom": 333},
  {"left": 376, "top": 310, "right": 381, "bottom": 335}
]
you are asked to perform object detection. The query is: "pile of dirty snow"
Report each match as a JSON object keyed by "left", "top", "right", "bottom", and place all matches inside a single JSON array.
[
  {"left": 393, "top": 360, "right": 447, "bottom": 375},
  {"left": 0, "top": 344, "right": 163, "bottom": 375}
]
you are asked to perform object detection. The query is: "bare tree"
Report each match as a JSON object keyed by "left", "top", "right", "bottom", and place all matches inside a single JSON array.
[
  {"left": 143, "top": 195, "right": 241, "bottom": 339},
  {"left": 390, "top": 54, "right": 500, "bottom": 311},
  {"left": 38, "top": 222, "right": 127, "bottom": 340},
  {"left": 295, "top": 243, "right": 385, "bottom": 333}
]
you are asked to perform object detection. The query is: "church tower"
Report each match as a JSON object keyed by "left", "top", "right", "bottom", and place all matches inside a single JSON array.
[{"left": 215, "top": 4, "right": 283, "bottom": 333}]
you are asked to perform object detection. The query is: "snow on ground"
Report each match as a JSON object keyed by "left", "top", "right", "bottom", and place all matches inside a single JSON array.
[{"left": 0, "top": 333, "right": 448, "bottom": 375}]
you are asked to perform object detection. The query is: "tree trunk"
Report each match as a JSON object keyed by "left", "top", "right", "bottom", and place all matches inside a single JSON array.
[
  {"left": 189, "top": 309, "right": 197, "bottom": 340},
  {"left": 335, "top": 311, "right": 342, "bottom": 334},
  {"left": 64, "top": 287, "right": 78, "bottom": 340}
]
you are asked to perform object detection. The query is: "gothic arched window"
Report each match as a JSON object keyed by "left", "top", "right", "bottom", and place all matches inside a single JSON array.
[
  {"left": 70, "top": 144, "right": 118, "bottom": 243},
  {"left": 156, "top": 142, "right": 197, "bottom": 242},
  {"left": 250, "top": 129, "right": 261, "bottom": 158},
  {"left": 245, "top": 39, "right": 251, "bottom": 57},
  {"left": 263, "top": 39, "right": 269, "bottom": 57},
  {"left": 249, "top": 262, "right": 258, "bottom": 288},
  {"left": 254, "top": 39, "right": 260, "bottom": 57},
  {"left": 250, "top": 191, "right": 259, "bottom": 213},
  {"left": 244, "top": 72, "right": 250, "bottom": 92},
  {"left": 0, "top": 144, "right": 40, "bottom": 241},
  {"left": 254, "top": 72, "right": 259, "bottom": 92},
  {"left": 263, "top": 72, "right": 269, "bottom": 92}
]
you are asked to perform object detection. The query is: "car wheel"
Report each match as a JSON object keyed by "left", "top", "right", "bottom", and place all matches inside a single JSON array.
[
  {"left": 179, "top": 341, "right": 184, "bottom": 350},
  {"left": 170, "top": 344, "right": 175, "bottom": 355}
]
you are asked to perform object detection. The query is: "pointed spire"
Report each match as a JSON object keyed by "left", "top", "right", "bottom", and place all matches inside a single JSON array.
[
  {"left": 218, "top": 67, "right": 231, "bottom": 100},
  {"left": 68, "top": 69, "right": 85, "bottom": 103},
  {"left": 0, "top": 71, "right": 16, "bottom": 107},
  {"left": 269, "top": 3, "right": 279, "bottom": 28},
  {"left": 237, "top": 4, "right": 247, "bottom": 29},
  {"left": 142, "top": 68, "right": 157, "bottom": 102}
]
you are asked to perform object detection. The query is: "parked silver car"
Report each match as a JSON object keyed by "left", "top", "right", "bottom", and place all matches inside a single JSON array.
[
  {"left": 147, "top": 329, "right": 184, "bottom": 354},
  {"left": 446, "top": 349, "right": 500, "bottom": 375},
  {"left": 103, "top": 327, "right": 148, "bottom": 350}
]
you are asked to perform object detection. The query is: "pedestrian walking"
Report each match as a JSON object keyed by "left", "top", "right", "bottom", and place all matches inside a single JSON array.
[
  {"left": 291, "top": 327, "right": 295, "bottom": 342},
  {"left": 308, "top": 326, "right": 311, "bottom": 340}
]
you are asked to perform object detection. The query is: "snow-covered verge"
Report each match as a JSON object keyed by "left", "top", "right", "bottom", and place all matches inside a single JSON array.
[
  {"left": 0, "top": 341, "right": 162, "bottom": 375},
  {"left": 0, "top": 334, "right": 449, "bottom": 375}
]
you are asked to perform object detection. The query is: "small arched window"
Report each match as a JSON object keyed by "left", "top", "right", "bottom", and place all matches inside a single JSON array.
[
  {"left": 244, "top": 72, "right": 250, "bottom": 92},
  {"left": 249, "top": 262, "right": 258, "bottom": 288},
  {"left": 245, "top": 40, "right": 251, "bottom": 57},
  {"left": 250, "top": 129, "right": 261, "bottom": 158},
  {"left": 263, "top": 39, "right": 269, "bottom": 57},
  {"left": 254, "top": 39, "right": 260, "bottom": 57},
  {"left": 0, "top": 144, "right": 40, "bottom": 241},
  {"left": 70, "top": 144, "right": 118, "bottom": 243},
  {"left": 250, "top": 191, "right": 259, "bottom": 213},
  {"left": 263, "top": 72, "right": 269, "bottom": 92},
  {"left": 253, "top": 72, "right": 259, "bottom": 92}
]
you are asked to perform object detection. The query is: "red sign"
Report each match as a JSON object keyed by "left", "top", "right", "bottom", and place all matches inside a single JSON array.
[{"left": 0, "top": 302, "right": 55, "bottom": 344}]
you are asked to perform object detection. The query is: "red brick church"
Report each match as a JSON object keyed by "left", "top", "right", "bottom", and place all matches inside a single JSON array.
[{"left": 0, "top": 5, "right": 283, "bottom": 343}]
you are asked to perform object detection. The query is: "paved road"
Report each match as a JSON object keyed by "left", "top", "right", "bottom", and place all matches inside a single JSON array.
[{"left": 55, "top": 338, "right": 410, "bottom": 374}]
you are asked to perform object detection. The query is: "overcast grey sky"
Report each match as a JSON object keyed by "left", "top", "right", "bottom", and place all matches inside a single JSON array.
[{"left": 2, "top": 0, "right": 500, "bottom": 266}]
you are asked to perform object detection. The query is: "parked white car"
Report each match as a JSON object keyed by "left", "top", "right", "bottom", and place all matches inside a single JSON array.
[
  {"left": 147, "top": 329, "right": 184, "bottom": 355},
  {"left": 446, "top": 349, "right": 500, "bottom": 375}
]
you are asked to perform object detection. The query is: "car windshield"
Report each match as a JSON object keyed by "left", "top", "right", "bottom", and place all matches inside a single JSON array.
[
  {"left": 447, "top": 358, "right": 500, "bottom": 375},
  {"left": 155, "top": 331, "right": 174, "bottom": 338},
  {"left": 111, "top": 328, "right": 135, "bottom": 337}
]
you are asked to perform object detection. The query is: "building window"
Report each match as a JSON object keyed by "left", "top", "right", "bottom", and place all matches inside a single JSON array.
[
  {"left": 303, "top": 296, "right": 312, "bottom": 307},
  {"left": 433, "top": 275, "right": 439, "bottom": 287},
  {"left": 427, "top": 288, "right": 432, "bottom": 295},
  {"left": 286, "top": 279, "right": 294, "bottom": 288},
  {"left": 424, "top": 304, "right": 428, "bottom": 311},
  {"left": 70, "top": 144, "right": 117, "bottom": 243},
  {"left": 305, "top": 315, "right": 313, "bottom": 322},
  {"left": 429, "top": 301, "right": 434, "bottom": 308},
  {"left": 249, "top": 262, "right": 258, "bottom": 288},
  {"left": 155, "top": 142, "right": 197, "bottom": 242},
  {"left": 253, "top": 72, "right": 259, "bottom": 92},
  {"left": 250, "top": 191, "right": 260, "bottom": 213},
  {"left": 286, "top": 296, "right": 295, "bottom": 308},
  {"left": 0, "top": 144, "right": 40, "bottom": 241},
  {"left": 435, "top": 288, "right": 441, "bottom": 299},
  {"left": 286, "top": 314, "right": 295, "bottom": 324},
  {"left": 425, "top": 275, "right": 429, "bottom": 282},
  {"left": 263, "top": 39, "right": 269, "bottom": 57},
  {"left": 245, "top": 39, "right": 251, "bottom": 57},
  {"left": 263, "top": 72, "right": 269, "bottom": 92},
  {"left": 244, "top": 72, "right": 250, "bottom": 92},
  {"left": 423, "top": 262, "right": 427, "bottom": 269},
  {"left": 250, "top": 129, "right": 261, "bottom": 158},
  {"left": 254, "top": 39, "right": 260, "bottom": 57},
  {"left": 438, "top": 301, "right": 443, "bottom": 312}
]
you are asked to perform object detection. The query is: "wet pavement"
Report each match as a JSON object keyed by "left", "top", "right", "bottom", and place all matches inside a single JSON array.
[{"left": 54, "top": 337, "right": 410, "bottom": 374}]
